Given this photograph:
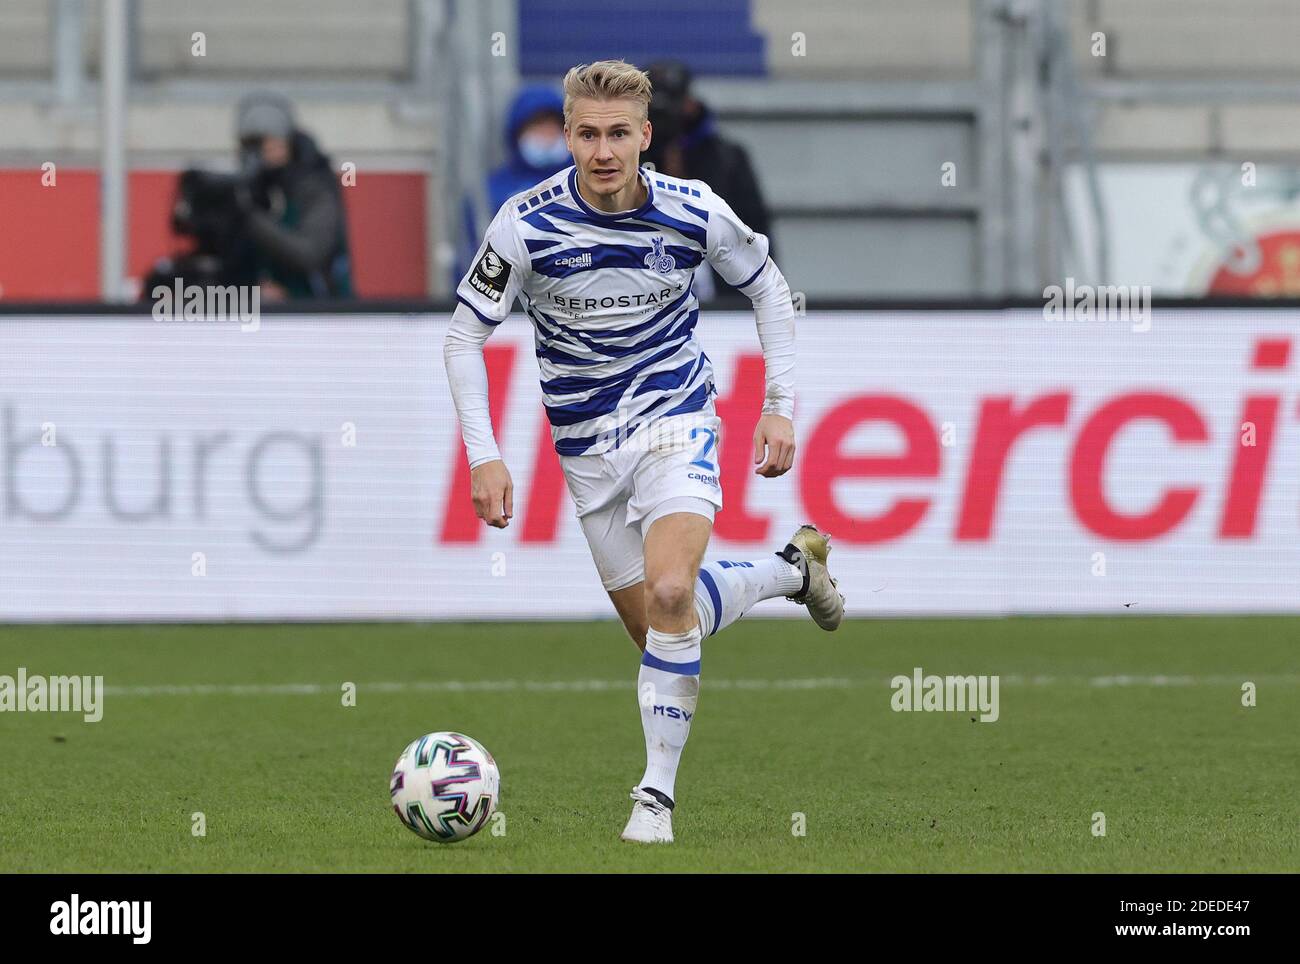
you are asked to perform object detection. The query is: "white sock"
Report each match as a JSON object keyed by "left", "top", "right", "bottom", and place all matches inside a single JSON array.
[
  {"left": 637, "top": 624, "right": 702, "bottom": 802},
  {"left": 693, "top": 557, "right": 804, "bottom": 638}
]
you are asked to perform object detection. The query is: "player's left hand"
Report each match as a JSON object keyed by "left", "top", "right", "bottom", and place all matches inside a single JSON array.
[{"left": 753, "top": 414, "right": 795, "bottom": 478}]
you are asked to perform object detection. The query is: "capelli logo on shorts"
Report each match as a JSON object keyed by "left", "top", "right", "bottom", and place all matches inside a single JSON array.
[{"left": 687, "top": 471, "right": 718, "bottom": 487}]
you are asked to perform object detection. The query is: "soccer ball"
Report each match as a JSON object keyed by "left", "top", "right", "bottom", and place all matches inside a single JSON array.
[{"left": 390, "top": 731, "right": 500, "bottom": 843}]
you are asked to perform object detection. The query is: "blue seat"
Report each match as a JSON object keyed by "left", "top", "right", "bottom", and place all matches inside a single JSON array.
[{"left": 518, "top": 0, "right": 767, "bottom": 77}]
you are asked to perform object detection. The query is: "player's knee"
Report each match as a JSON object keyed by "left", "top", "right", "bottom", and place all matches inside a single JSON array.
[{"left": 645, "top": 575, "right": 695, "bottom": 622}]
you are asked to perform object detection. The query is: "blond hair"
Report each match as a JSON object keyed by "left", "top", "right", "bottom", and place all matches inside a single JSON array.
[{"left": 562, "top": 60, "right": 652, "bottom": 125}]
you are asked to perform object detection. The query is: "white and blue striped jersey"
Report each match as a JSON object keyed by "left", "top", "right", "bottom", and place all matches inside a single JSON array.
[{"left": 452, "top": 165, "right": 770, "bottom": 457}]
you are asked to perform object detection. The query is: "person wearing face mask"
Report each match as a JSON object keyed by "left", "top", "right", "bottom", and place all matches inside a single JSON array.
[
  {"left": 489, "top": 85, "right": 571, "bottom": 213},
  {"left": 456, "top": 86, "right": 571, "bottom": 286}
]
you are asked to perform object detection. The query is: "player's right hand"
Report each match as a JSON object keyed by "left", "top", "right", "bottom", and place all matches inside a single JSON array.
[{"left": 470, "top": 459, "right": 513, "bottom": 528}]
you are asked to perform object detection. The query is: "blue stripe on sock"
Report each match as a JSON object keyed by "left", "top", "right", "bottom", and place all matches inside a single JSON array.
[
  {"left": 697, "top": 569, "right": 723, "bottom": 637},
  {"left": 640, "top": 650, "right": 701, "bottom": 675}
]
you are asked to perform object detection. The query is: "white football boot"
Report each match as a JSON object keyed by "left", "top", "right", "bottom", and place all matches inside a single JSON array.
[
  {"left": 779, "top": 524, "right": 846, "bottom": 631},
  {"left": 620, "top": 786, "right": 674, "bottom": 844}
]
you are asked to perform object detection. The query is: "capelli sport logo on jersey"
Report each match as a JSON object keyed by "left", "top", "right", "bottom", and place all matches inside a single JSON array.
[
  {"left": 644, "top": 236, "right": 676, "bottom": 274},
  {"left": 554, "top": 251, "right": 592, "bottom": 269},
  {"left": 469, "top": 243, "right": 511, "bottom": 302},
  {"left": 687, "top": 471, "right": 719, "bottom": 487}
]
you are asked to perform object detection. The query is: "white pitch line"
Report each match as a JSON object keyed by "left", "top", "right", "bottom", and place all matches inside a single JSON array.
[
  {"left": 102, "top": 677, "right": 857, "bottom": 697},
  {"left": 99, "top": 674, "right": 1299, "bottom": 698},
  {"left": 1084, "top": 673, "right": 1300, "bottom": 687}
]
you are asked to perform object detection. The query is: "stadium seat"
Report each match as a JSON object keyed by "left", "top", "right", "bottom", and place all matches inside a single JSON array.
[{"left": 518, "top": 0, "right": 766, "bottom": 77}]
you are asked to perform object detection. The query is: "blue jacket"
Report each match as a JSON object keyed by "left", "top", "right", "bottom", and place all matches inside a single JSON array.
[
  {"left": 457, "top": 85, "right": 570, "bottom": 285},
  {"left": 487, "top": 85, "right": 570, "bottom": 213}
]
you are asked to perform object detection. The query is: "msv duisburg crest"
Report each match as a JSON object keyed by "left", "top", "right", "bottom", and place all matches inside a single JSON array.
[{"left": 644, "top": 236, "right": 676, "bottom": 274}]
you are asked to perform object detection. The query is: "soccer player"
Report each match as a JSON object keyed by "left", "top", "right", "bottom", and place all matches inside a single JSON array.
[{"left": 443, "top": 60, "right": 845, "bottom": 844}]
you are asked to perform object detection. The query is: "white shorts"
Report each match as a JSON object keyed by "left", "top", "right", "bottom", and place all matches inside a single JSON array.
[{"left": 560, "top": 410, "right": 724, "bottom": 592}]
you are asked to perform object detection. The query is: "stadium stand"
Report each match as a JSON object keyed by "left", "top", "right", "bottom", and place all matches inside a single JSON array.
[{"left": 5, "top": 0, "right": 1300, "bottom": 299}]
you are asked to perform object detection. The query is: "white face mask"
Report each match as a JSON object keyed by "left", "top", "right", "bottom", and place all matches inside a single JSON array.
[{"left": 519, "top": 133, "right": 570, "bottom": 169}]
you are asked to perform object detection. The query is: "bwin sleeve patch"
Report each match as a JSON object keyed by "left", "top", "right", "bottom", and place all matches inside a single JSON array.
[{"left": 469, "top": 242, "right": 512, "bottom": 303}]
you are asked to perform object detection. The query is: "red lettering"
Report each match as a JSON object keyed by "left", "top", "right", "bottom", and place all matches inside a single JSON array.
[
  {"left": 712, "top": 354, "right": 772, "bottom": 543},
  {"left": 957, "top": 393, "right": 1071, "bottom": 540},
  {"left": 1220, "top": 397, "right": 1279, "bottom": 538},
  {"left": 521, "top": 418, "right": 567, "bottom": 543},
  {"left": 799, "top": 395, "right": 939, "bottom": 543},
  {"left": 439, "top": 344, "right": 517, "bottom": 543},
  {"left": 1252, "top": 337, "right": 1291, "bottom": 369},
  {"left": 1222, "top": 338, "right": 1291, "bottom": 537},
  {"left": 1070, "top": 392, "right": 1207, "bottom": 540}
]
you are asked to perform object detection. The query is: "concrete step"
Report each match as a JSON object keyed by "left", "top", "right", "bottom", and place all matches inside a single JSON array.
[
  {"left": 0, "top": 0, "right": 51, "bottom": 76},
  {"left": 752, "top": 0, "right": 974, "bottom": 77},
  {"left": 1074, "top": 0, "right": 1300, "bottom": 76}
]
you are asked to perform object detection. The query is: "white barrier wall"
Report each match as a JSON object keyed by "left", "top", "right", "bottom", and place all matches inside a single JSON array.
[{"left": 3, "top": 310, "right": 1299, "bottom": 620}]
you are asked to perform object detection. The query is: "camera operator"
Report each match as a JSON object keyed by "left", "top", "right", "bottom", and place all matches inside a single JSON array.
[
  {"left": 643, "top": 61, "right": 774, "bottom": 300},
  {"left": 233, "top": 92, "right": 354, "bottom": 299}
]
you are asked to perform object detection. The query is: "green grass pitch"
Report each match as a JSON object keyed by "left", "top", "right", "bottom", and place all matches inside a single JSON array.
[{"left": 0, "top": 616, "right": 1295, "bottom": 872}]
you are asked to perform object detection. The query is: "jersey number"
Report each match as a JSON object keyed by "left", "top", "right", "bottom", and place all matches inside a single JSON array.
[{"left": 689, "top": 427, "right": 717, "bottom": 473}]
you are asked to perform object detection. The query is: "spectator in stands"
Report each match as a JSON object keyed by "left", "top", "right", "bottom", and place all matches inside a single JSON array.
[
  {"left": 456, "top": 85, "right": 571, "bottom": 285},
  {"left": 489, "top": 84, "right": 572, "bottom": 214},
  {"left": 644, "top": 60, "right": 774, "bottom": 297},
  {"left": 233, "top": 92, "right": 354, "bottom": 298}
]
